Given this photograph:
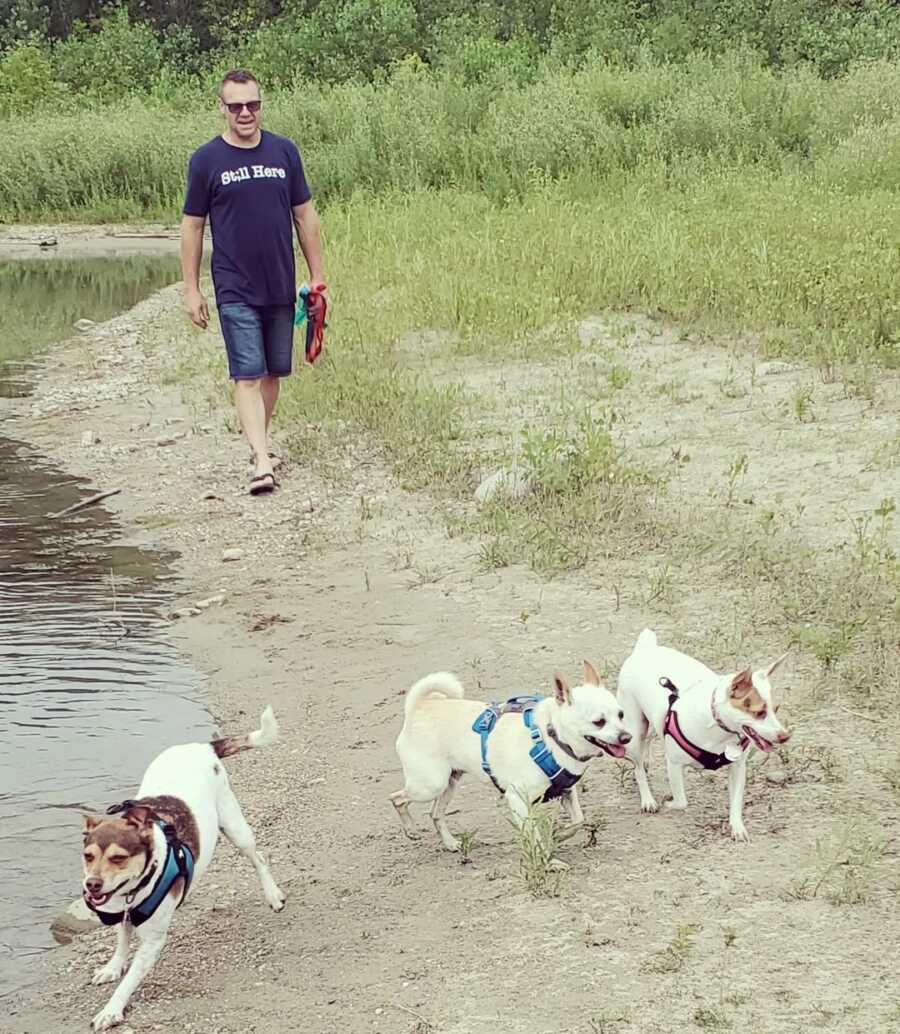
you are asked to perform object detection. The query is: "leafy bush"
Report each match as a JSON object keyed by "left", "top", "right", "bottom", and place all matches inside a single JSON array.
[
  {"left": 52, "top": 8, "right": 164, "bottom": 99},
  {"left": 245, "top": 0, "right": 419, "bottom": 86},
  {"left": 0, "top": 39, "right": 61, "bottom": 113}
]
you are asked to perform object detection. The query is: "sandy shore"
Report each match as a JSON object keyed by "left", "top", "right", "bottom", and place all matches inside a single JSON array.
[{"left": 6, "top": 233, "right": 900, "bottom": 1034}]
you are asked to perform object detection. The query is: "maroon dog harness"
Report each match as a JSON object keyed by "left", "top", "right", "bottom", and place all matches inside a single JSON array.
[{"left": 661, "top": 678, "right": 749, "bottom": 770}]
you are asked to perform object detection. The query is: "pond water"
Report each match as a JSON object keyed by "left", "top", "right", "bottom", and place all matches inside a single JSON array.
[
  {"left": 0, "top": 253, "right": 212, "bottom": 998},
  {"left": 0, "top": 253, "right": 186, "bottom": 397}
]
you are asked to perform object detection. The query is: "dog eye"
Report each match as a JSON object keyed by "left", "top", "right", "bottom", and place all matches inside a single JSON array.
[
  {"left": 593, "top": 718, "right": 606, "bottom": 728},
  {"left": 83, "top": 852, "right": 93, "bottom": 862},
  {"left": 108, "top": 856, "right": 129, "bottom": 866}
]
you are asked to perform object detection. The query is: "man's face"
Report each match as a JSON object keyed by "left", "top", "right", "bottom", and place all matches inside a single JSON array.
[{"left": 219, "top": 80, "right": 262, "bottom": 141}]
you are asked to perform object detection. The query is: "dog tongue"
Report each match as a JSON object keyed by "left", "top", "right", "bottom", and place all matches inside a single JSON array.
[{"left": 746, "top": 729, "right": 772, "bottom": 752}]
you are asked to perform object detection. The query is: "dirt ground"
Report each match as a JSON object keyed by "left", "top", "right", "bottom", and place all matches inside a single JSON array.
[{"left": 5, "top": 235, "right": 900, "bottom": 1034}]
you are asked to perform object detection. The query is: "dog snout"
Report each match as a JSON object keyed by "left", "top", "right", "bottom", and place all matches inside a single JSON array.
[
  {"left": 85, "top": 877, "right": 103, "bottom": 895},
  {"left": 776, "top": 728, "right": 791, "bottom": 744},
  {"left": 618, "top": 730, "right": 632, "bottom": 745}
]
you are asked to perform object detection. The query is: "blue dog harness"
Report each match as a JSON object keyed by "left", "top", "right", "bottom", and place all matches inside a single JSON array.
[
  {"left": 472, "top": 695, "right": 584, "bottom": 803},
  {"left": 87, "top": 818, "right": 195, "bottom": 928}
]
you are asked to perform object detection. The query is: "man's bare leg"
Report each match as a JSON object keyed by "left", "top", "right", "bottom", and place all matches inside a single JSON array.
[
  {"left": 261, "top": 376, "right": 280, "bottom": 458},
  {"left": 234, "top": 379, "right": 273, "bottom": 478},
  {"left": 261, "top": 375, "right": 280, "bottom": 430},
  {"left": 247, "top": 376, "right": 281, "bottom": 466}
]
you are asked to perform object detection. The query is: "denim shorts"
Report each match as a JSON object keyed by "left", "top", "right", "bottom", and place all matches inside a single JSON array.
[{"left": 218, "top": 302, "right": 295, "bottom": 379}]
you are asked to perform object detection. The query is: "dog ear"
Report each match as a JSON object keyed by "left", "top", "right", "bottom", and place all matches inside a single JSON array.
[
  {"left": 729, "top": 669, "right": 753, "bottom": 697},
  {"left": 582, "top": 660, "right": 601, "bottom": 686},
  {"left": 82, "top": 814, "right": 102, "bottom": 832},
  {"left": 123, "top": 805, "right": 154, "bottom": 829},
  {"left": 764, "top": 652, "right": 788, "bottom": 678},
  {"left": 553, "top": 672, "right": 571, "bottom": 705}
]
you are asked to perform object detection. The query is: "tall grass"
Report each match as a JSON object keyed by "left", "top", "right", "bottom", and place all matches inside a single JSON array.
[
  {"left": 7, "top": 51, "right": 900, "bottom": 219},
  {"left": 266, "top": 168, "right": 900, "bottom": 367}
]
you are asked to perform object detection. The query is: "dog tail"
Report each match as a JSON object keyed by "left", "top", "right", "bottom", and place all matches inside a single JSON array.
[
  {"left": 634, "top": 628, "right": 658, "bottom": 652},
  {"left": 403, "top": 671, "right": 464, "bottom": 720},
  {"left": 211, "top": 705, "right": 279, "bottom": 758}
]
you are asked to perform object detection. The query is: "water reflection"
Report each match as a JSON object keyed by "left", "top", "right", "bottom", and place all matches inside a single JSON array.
[{"left": 0, "top": 254, "right": 182, "bottom": 397}]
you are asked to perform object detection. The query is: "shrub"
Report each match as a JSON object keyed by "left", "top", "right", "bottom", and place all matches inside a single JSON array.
[
  {"left": 52, "top": 8, "right": 164, "bottom": 99},
  {"left": 0, "top": 40, "right": 62, "bottom": 113}
]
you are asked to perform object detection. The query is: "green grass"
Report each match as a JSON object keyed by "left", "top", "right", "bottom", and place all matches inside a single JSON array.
[
  {"left": 786, "top": 824, "right": 890, "bottom": 904},
  {"left": 239, "top": 162, "right": 899, "bottom": 697}
]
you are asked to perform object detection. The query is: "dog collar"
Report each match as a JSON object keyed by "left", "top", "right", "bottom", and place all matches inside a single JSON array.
[
  {"left": 546, "top": 723, "right": 593, "bottom": 764},
  {"left": 85, "top": 821, "right": 195, "bottom": 928},
  {"left": 471, "top": 695, "right": 585, "bottom": 802}
]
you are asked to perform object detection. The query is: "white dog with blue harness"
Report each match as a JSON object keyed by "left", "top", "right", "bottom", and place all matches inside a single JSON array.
[{"left": 390, "top": 661, "right": 632, "bottom": 852}]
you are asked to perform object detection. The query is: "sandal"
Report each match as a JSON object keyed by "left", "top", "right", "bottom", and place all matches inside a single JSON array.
[{"left": 249, "top": 472, "right": 277, "bottom": 496}]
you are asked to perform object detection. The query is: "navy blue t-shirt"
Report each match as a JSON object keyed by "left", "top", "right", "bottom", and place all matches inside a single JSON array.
[{"left": 182, "top": 131, "right": 312, "bottom": 307}]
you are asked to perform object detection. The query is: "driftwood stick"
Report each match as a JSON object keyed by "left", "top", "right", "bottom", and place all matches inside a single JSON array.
[
  {"left": 48, "top": 488, "right": 121, "bottom": 519},
  {"left": 108, "top": 233, "right": 180, "bottom": 240}
]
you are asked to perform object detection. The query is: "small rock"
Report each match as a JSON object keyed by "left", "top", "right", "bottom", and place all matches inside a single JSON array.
[
  {"left": 474, "top": 467, "right": 534, "bottom": 504},
  {"left": 195, "top": 594, "right": 226, "bottom": 609},
  {"left": 50, "top": 898, "right": 100, "bottom": 944},
  {"left": 222, "top": 548, "right": 244, "bottom": 562},
  {"left": 39, "top": 236, "right": 58, "bottom": 248},
  {"left": 73, "top": 318, "right": 95, "bottom": 332},
  {"left": 765, "top": 771, "right": 788, "bottom": 786},
  {"left": 170, "top": 606, "right": 201, "bottom": 619},
  {"left": 201, "top": 491, "right": 222, "bottom": 501},
  {"left": 81, "top": 429, "right": 100, "bottom": 446},
  {"left": 155, "top": 436, "right": 178, "bottom": 447},
  {"left": 756, "top": 360, "right": 796, "bottom": 377}
]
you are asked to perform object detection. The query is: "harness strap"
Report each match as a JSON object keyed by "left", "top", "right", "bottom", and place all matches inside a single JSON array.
[
  {"left": 472, "top": 704, "right": 504, "bottom": 792},
  {"left": 472, "top": 696, "right": 584, "bottom": 803},
  {"left": 85, "top": 821, "right": 195, "bottom": 928},
  {"left": 661, "top": 677, "right": 747, "bottom": 771}
]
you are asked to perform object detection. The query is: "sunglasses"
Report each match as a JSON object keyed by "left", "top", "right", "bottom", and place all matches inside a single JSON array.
[{"left": 224, "top": 100, "right": 261, "bottom": 115}]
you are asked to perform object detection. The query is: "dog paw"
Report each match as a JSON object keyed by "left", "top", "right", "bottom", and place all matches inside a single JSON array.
[
  {"left": 663, "top": 799, "right": 687, "bottom": 812},
  {"left": 266, "top": 886, "right": 287, "bottom": 912},
  {"left": 640, "top": 799, "right": 659, "bottom": 814},
  {"left": 401, "top": 828, "right": 421, "bottom": 841},
  {"left": 548, "top": 857, "right": 570, "bottom": 872},
  {"left": 91, "top": 963, "right": 125, "bottom": 986},
  {"left": 92, "top": 1005, "right": 125, "bottom": 1031},
  {"left": 730, "top": 825, "right": 750, "bottom": 843},
  {"left": 440, "top": 837, "right": 461, "bottom": 852}
]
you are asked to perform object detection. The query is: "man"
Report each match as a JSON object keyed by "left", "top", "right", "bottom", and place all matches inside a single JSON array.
[{"left": 180, "top": 68, "right": 324, "bottom": 495}]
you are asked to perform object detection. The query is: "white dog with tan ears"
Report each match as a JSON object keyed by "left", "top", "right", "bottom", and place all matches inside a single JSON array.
[
  {"left": 390, "top": 661, "right": 632, "bottom": 851},
  {"left": 80, "top": 707, "right": 286, "bottom": 1031},
  {"left": 617, "top": 629, "right": 791, "bottom": 841}
]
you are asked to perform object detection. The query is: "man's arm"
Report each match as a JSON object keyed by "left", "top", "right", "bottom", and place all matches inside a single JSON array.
[
  {"left": 292, "top": 201, "right": 325, "bottom": 284},
  {"left": 180, "top": 214, "right": 209, "bottom": 329}
]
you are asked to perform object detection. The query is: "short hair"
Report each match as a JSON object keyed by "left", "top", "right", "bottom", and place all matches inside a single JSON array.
[{"left": 219, "top": 69, "right": 261, "bottom": 97}]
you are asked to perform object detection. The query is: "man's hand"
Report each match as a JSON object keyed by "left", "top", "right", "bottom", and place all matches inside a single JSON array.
[{"left": 184, "top": 287, "right": 209, "bottom": 329}]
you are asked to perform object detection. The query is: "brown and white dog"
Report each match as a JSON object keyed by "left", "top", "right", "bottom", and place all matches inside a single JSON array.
[
  {"left": 617, "top": 629, "right": 791, "bottom": 840},
  {"left": 81, "top": 707, "right": 285, "bottom": 1030}
]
